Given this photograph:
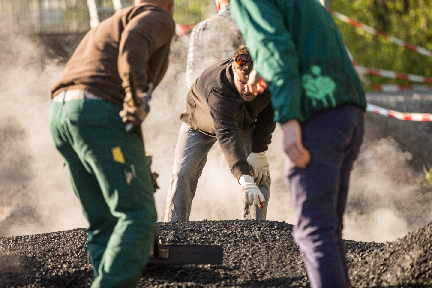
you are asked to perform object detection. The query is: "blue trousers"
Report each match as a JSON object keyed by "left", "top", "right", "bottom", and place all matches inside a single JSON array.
[
  {"left": 287, "top": 105, "right": 364, "bottom": 288},
  {"left": 164, "top": 122, "right": 270, "bottom": 221}
]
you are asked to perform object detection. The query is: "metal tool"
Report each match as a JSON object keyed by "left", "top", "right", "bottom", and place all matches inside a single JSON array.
[{"left": 148, "top": 244, "right": 223, "bottom": 265}]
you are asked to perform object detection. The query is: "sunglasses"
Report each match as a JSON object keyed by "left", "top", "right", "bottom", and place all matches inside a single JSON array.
[{"left": 235, "top": 54, "right": 251, "bottom": 66}]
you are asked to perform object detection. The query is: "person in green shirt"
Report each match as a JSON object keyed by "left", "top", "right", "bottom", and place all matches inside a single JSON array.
[{"left": 231, "top": 0, "right": 366, "bottom": 287}]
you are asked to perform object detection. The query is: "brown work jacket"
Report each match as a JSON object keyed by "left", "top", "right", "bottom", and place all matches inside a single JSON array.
[
  {"left": 50, "top": 3, "right": 175, "bottom": 107},
  {"left": 180, "top": 59, "right": 276, "bottom": 180}
]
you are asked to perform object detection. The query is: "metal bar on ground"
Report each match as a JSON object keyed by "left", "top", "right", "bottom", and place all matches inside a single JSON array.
[{"left": 147, "top": 245, "right": 223, "bottom": 265}]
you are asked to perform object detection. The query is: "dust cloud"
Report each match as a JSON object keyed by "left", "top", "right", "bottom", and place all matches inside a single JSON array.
[
  {"left": 0, "top": 33, "right": 431, "bottom": 243},
  {"left": 0, "top": 34, "right": 87, "bottom": 236},
  {"left": 345, "top": 137, "right": 432, "bottom": 242},
  {"left": 146, "top": 36, "right": 432, "bottom": 243}
]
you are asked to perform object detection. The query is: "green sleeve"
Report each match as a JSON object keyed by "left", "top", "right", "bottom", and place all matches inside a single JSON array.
[{"left": 231, "top": 0, "right": 304, "bottom": 123}]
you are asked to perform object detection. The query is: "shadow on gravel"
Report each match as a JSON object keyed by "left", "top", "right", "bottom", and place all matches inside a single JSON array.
[
  {"left": 143, "top": 264, "right": 224, "bottom": 284},
  {"left": 143, "top": 264, "right": 308, "bottom": 287},
  {"left": 34, "top": 270, "right": 93, "bottom": 288},
  {"left": 0, "top": 254, "right": 93, "bottom": 287},
  {"left": 233, "top": 276, "right": 308, "bottom": 287},
  {"left": 0, "top": 254, "right": 38, "bottom": 286},
  {"left": 372, "top": 286, "right": 432, "bottom": 288}
]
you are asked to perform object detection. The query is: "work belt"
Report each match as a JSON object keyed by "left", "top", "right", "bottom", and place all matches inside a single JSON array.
[{"left": 52, "top": 89, "right": 103, "bottom": 102}]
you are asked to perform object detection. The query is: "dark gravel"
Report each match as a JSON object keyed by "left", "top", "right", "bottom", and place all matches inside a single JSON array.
[{"left": 1, "top": 220, "right": 431, "bottom": 287}]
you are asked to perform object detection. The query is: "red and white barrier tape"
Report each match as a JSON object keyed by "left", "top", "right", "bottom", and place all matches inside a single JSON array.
[
  {"left": 370, "top": 84, "right": 432, "bottom": 92},
  {"left": 327, "top": 9, "right": 432, "bottom": 58},
  {"left": 176, "top": 24, "right": 195, "bottom": 37},
  {"left": 355, "top": 66, "right": 432, "bottom": 84},
  {"left": 330, "top": 10, "right": 432, "bottom": 91},
  {"left": 177, "top": 15, "right": 432, "bottom": 93},
  {"left": 346, "top": 48, "right": 371, "bottom": 85},
  {"left": 367, "top": 103, "right": 432, "bottom": 121}
]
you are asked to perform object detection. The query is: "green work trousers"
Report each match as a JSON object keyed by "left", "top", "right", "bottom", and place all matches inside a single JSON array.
[{"left": 49, "top": 92, "right": 156, "bottom": 288}]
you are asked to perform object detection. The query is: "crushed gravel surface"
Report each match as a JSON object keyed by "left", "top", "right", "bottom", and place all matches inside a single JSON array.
[{"left": 1, "top": 220, "right": 431, "bottom": 287}]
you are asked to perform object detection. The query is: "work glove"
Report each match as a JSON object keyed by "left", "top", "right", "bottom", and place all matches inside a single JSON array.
[
  {"left": 119, "top": 92, "right": 150, "bottom": 127},
  {"left": 239, "top": 175, "right": 265, "bottom": 208},
  {"left": 247, "top": 152, "right": 270, "bottom": 185}
]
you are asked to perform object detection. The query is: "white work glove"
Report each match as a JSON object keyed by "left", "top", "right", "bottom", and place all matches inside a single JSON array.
[
  {"left": 247, "top": 152, "right": 270, "bottom": 185},
  {"left": 239, "top": 175, "right": 265, "bottom": 208}
]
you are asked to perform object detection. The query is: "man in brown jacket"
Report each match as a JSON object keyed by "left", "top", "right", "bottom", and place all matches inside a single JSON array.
[
  {"left": 164, "top": 45, "right": 275, "bottom": 222},
  {"left": 48, "top": 1, "right": 175, "bottom": 287}
]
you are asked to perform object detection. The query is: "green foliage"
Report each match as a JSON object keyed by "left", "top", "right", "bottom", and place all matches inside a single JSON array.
[
  {"left": 173, "top": 0, "right": 214, "bottom": 24},
  {"left": 423, "top": 165, "right": 432, "bottom": 186},
  {"left": 332, "top": 0, "right": 432, "bottom": 88},
  {"left": 42, "top": 0, "right": 92, "bottom": 33}
]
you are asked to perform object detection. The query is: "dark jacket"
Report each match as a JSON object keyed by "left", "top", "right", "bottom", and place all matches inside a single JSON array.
[
  {"left": 180, "top": 59, "right": 276, "bottom": 180},
  {"left": 50, "top": 4, "right": 175, "bottom": 107}
]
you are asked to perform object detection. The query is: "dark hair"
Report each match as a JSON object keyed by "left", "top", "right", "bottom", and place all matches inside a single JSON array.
[{"left": 232, "top": 45, "right": 253, "bottom": 75}]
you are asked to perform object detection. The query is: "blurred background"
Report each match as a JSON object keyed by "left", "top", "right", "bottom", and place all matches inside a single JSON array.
[
  {"left": 0, "top": 0, "right": 431, "bottom": 243},
  {"left": 0, "top": 0, "right": 430, "bottom": 87}
]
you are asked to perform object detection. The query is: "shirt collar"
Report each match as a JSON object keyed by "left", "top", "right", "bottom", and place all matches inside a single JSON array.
[{"left": 218, "top": 5, "right": 230, "bottom": 15}]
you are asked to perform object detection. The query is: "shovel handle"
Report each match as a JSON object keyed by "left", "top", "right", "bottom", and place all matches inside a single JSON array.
[
  {"left": 258, "top": 198, "right": 263, "bottom": 209},
  {"left": 153, "top": 231, "right": 160, "bottom": 258}
]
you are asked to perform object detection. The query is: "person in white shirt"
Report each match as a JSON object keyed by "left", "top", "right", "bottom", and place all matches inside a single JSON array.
[{"left": 185, "top": 0, "right": 244, "bottom": 88}]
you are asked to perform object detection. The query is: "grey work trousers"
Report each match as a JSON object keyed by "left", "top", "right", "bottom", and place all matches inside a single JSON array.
[{"left": 164, "top": 122, "right": 270, "bottom": 222}]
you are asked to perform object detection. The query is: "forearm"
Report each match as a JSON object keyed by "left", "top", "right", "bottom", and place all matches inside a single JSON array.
[
  {"left": 252, "top": 103, "right": 276, "bottom": 152},
  {"left": 217, "top": 132, "right": 251, "bottom": 180},
  {"left": 209, "top": 92, "right": 251, "bottom": 180},
  {"left": 231, "top": 0, "right": 303, "bottom": 122}
]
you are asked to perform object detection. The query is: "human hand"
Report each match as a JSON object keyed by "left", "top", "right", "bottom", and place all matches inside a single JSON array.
[
  {"left": 282, "top": 119, "right": 310, "bottom": 168},
  {"left": 239, "top": 175, "right": 265, "bottom": 208},
  {"left": 247, "top": 152, "right": 270, "bottom": 185},
  {"left": 247, "top": 69, "right": 268, "bottom": 95},
  {"left": 119, "top": 90, "right": 150, "bottom": 127}
]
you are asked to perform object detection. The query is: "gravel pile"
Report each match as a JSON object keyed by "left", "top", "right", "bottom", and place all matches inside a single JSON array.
[{"left": 1, "top": 220, "right": 431, "bottom": 287}]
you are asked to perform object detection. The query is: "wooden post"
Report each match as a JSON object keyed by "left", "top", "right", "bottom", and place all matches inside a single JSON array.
[
  {"left": 209, "top": 0, "right": 217, "bottom": 16},
  {"left": 32, "top": 0, "right": 41, "bottom": 33},
  {"left": 319, "top": 0, "right": 330, "bottom": 8},
  {"left": 87, "top": 0, "right": 99, "bottom": 28},
  {"left": 112, "top": 0, "right": 122, "bottom": 13}
]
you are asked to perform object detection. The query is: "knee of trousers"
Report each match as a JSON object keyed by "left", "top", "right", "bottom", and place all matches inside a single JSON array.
[
  {"left": 258, "top": 177, "right": 271, "bottom": 200},
  {"left": 293, "top": 220, "right": 340, "bottom": 248}
]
